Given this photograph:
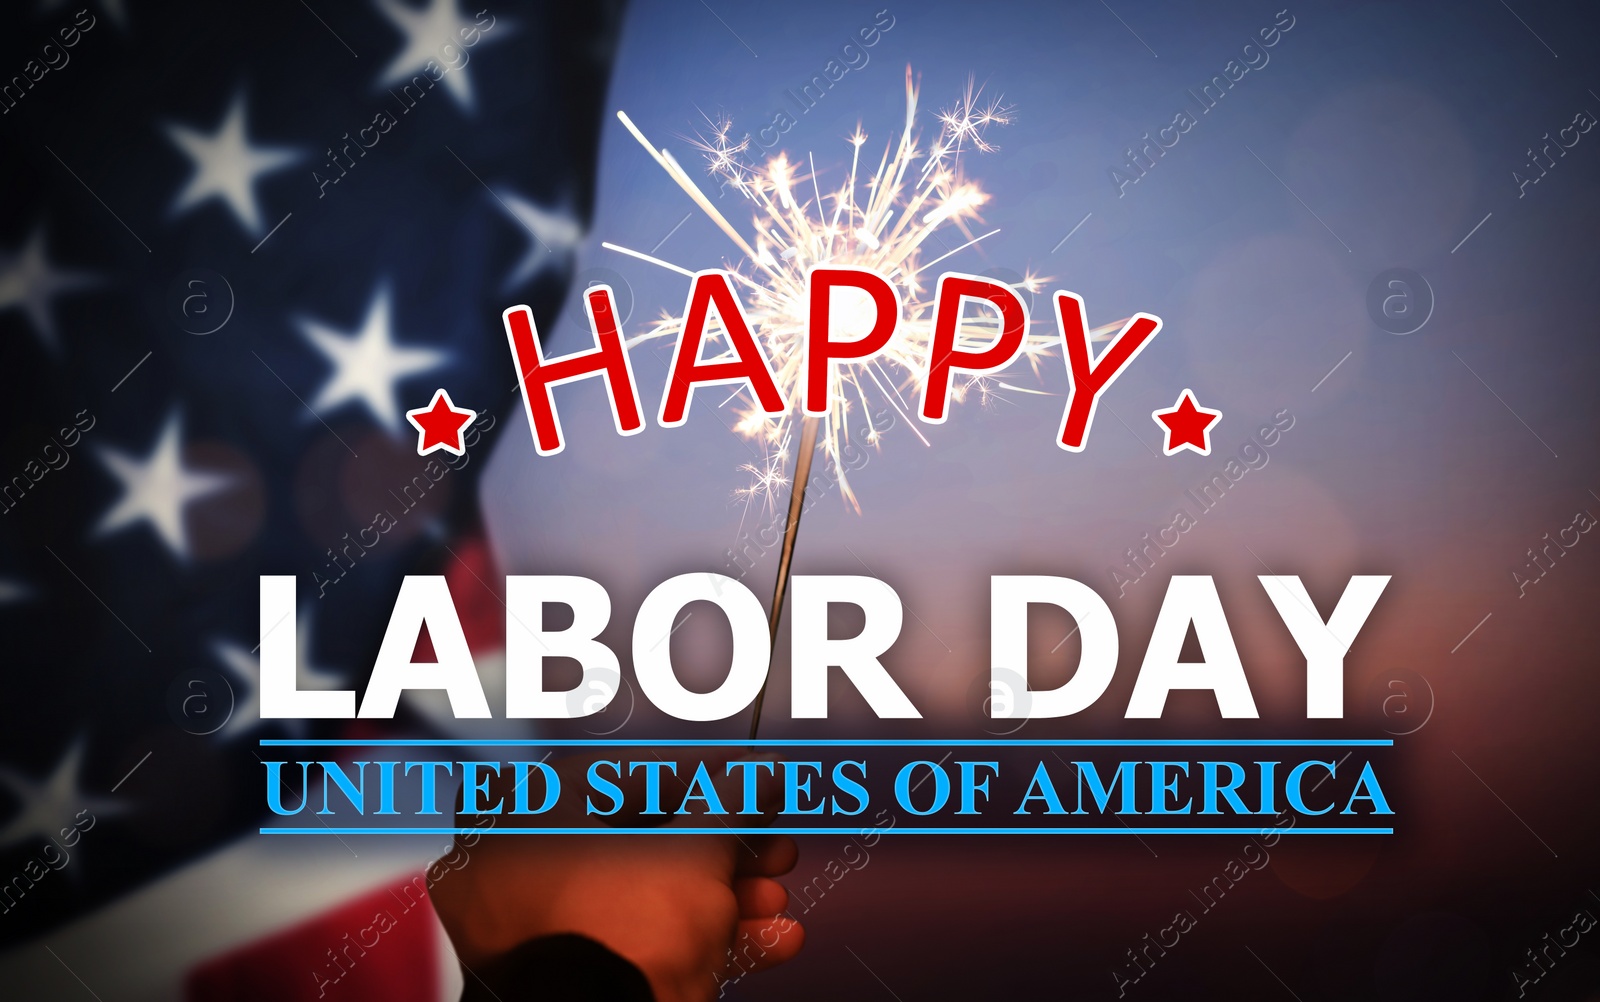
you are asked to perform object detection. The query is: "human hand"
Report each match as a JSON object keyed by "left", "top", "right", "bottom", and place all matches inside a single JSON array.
[{"left": 430, "top": 754, "right": 805, "bottom": 1002}]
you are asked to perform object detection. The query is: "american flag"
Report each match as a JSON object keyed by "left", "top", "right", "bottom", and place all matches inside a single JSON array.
[{"left": 0, "top": 1, "right": 625, "bottom": 995}]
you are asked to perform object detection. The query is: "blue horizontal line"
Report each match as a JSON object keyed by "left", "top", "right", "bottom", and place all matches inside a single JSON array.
[
  {"left": 261, "top": 826, "right": 1394, "bottom": 836},
  {"left": 258, "top": 738, "right": 1393, "bottom": 748}
]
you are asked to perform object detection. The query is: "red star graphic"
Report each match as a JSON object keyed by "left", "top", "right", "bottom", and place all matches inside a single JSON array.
[
  {"left": 405, "top": 389, "right": 477, "bottom": 457},
  {"left": 1151, "top": 388, "right": 1222, "bottom": 456}
]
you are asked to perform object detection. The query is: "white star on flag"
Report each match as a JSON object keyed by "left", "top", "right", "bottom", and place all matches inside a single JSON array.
[
  {"left": 212, "top": 608, "right": 343, "bottom": 741},
  {"left": 495, "top": 189, "right": 582, "bottom": 291},
  {"left": 0, "top": 738, "right": 124, "bottom": 853},
  {"left": 374, "top": 0, "right": 499, "bottom": 111},
  {"left": 299, "top": 285, "right": 448, "bottom": 434},
  {"left": 94, "top": 411, "right": 235, "bottom": 561},
  {"left": 0, "top": 225, "right": 97, "bottom": 353},
  {"left": 165, "top": 93, "right": 302, "bottom": 236}
]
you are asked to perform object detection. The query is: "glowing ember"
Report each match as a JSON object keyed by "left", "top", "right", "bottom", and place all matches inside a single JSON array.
[{"left": 605, "top": 68, "right": 1120, "bottom": 511}]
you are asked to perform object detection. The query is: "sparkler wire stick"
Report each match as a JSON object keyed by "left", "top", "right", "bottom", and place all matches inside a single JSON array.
[{"left": 747, "top": 415, "right": 820, "bottom": 739}]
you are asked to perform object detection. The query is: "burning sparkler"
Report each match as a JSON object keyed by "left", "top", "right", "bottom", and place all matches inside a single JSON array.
[{"left": 604, "top": 67, "right": 1122, "bottom": 736}]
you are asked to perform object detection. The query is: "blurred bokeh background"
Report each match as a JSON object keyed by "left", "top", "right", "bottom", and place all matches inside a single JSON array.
[{"left": 1, "top": 0, "right": 1598, "bottom": 998}]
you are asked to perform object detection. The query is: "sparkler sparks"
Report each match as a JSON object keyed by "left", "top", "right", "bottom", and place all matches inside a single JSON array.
[{"left": 605, "top": 67, "right": 1121, "bottom": 513}]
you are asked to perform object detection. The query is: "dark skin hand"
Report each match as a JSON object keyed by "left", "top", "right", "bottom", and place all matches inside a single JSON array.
[{"left": 430, "top": 754, "right": 805, "bottom": 1002}]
